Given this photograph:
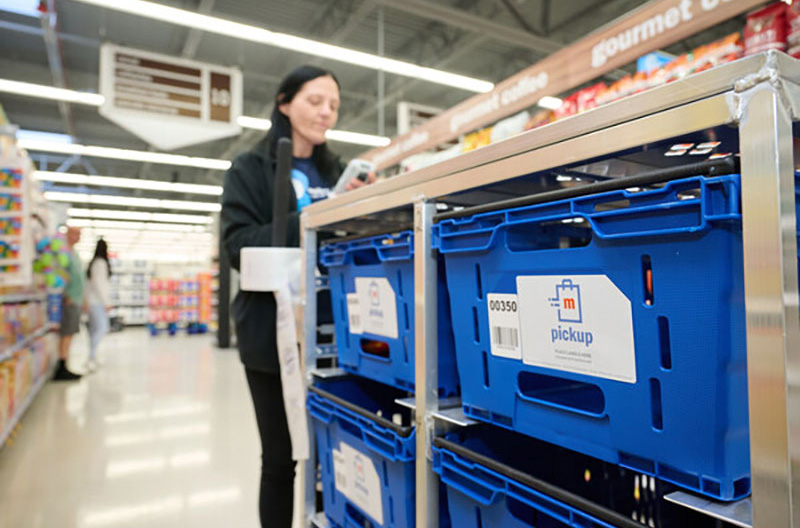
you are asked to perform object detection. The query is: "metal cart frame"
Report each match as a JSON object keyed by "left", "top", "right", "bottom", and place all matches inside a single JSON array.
[{"left": 299, "top": 51, "right": 800, "bottom": 528}]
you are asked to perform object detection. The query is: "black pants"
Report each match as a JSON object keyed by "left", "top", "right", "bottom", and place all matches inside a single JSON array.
[{"left": 245, "top": 368, "right": 296, "bottom": 528}]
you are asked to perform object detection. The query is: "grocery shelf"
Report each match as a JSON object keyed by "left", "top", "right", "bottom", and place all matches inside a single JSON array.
[
  {"left": 0, "top": 364, "right": 55, "bottom": 450},
  {"left": 0, "top": 291, "right": 46, "bottom": 304},
  {"left": 0, "top": 212, "right": 24, "bottom": 219},
  {"left": 299, "top": 52, "right": 800, "bottom": 528},
  {"left": 0, "top": 323, "right": 55, "bottom": 363}
]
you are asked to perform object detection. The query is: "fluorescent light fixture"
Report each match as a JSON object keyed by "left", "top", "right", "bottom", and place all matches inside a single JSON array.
[
  {"left": 0, "top": 78, "right": 104, "bottom": 106},
  {"left": 18, "top": 139, "right": 231, "bottom": 170},
  {"left": 1, "top": 0, "right": 42, "bottom": 17},
  {"left": 72, "top": 0, "right": 494, "bottom": 93},
  {"left": 235, "top": 117, "right": 391, "bottom": 146},
  {"left": 35, "top": 171, "right": 223, "bottom": 195},
  {"left": 66, "top": 218, "right": 209, "bottom": 232},
  {"left": 17, "top": 130, "right": 73, "bottom": 144},
  {"left": 236, "top": 115, "right": 271, "bottom": 130},
  {"left": 326, "top": 130, "right": 391, "bottom": 147},
  {"left": 68, "top": 208, "right": 213, "bottom": 224},
  {"left": 537, "top": 96, "right": 563, "bottom": 110},
  {"left": 45, "top": 191, "right": 221, "bottom": 212}
]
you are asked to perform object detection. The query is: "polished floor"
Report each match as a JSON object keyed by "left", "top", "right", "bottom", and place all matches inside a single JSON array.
[{"left": 0, "top": 328, "right": 266, "bottom": 528}]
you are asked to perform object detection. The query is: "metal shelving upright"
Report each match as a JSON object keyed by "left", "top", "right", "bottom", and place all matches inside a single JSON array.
[{"left": 299, "top": 51, "right": 800, "bottom": 528}]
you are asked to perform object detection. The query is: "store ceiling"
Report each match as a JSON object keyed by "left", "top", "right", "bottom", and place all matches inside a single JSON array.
[
  {"left": 0, "top": 0, "right": 655, "bottom": 182},
  {"left": 0, "top": 0, "right": 748, "bottom": 256}
]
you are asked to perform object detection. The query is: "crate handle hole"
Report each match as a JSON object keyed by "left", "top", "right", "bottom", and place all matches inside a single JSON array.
[
  {"left": 505, "top": 223, "right": 591, "bottom": 253},
  {"left": 642, "top": 255, "right": 654, "bottom": 306},
  {"left": 593, "top": 198, "right": 630, "bottom": 212},
  {"left": 351, "top": 249, "right": 381, "bottom": 265},
  {"left": 360, "top": 338, "right": 390, "bottom": 359},
  {"left": 518, "top": 372, "right": 605, "bottom": 416}
]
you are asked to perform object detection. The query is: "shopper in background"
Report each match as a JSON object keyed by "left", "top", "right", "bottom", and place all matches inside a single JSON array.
[
  {"left": 53, "top": 226, "right": 84, "bottom": 381},
  {"left": 221, "top": 65, "right": 375, "bottom": 528},
  {"left": 85, "top": 238, "right": 112, "bottom": 372}
]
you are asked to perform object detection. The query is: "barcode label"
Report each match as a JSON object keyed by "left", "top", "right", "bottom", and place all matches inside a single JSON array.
[
  {"left": 492, "top": 326, "right": 519, "bottom": 349},
  {"left": 346, "top": 293, "right": 363, "bottom": 334},
  {"left": 487, "top": 293, "right": 522, "bottom": 359}
]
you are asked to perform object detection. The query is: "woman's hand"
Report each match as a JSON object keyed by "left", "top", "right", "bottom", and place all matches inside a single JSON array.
[{"left": 344, "top": 171, "right": 377, "bottom": 191}]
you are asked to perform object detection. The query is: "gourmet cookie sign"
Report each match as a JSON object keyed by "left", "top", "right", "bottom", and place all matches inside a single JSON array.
[
  {"left": 361, "top": 0, "right": 764, "bottom": 170},
  {"left": 592, "top": 0, "right": 735, "bottom": 68}
]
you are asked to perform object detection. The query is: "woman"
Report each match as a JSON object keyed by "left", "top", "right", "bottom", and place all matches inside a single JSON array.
[
  {"left": 221, "top": 65, "right": 374, "bottom": 528},
  {"left": 85, "top": 238, "right": 112, "bottom": 371}
]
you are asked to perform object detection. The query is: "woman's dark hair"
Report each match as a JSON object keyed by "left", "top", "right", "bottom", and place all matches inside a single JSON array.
[
  {"left": 87, "top": 238, "right": 111, "bottom": 278},
  {"left": 263, "top": 65, "right": 341, "bottom": 182}
]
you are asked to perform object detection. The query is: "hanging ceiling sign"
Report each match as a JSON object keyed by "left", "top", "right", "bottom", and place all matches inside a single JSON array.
[
  {"left": 99, "top": 43, "right": 242, "bottom": 151},
  {"left": 362, "top": 0, "right": 765, "bottom": 170}
]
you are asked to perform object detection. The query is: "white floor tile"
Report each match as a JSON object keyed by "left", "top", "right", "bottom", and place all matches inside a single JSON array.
[{"left": 0, "top": 328, "right": 262, "bottom": 528}]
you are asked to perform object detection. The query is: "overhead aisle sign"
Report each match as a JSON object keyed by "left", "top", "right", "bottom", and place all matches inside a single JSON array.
[
  {"left": 362, "top": 0, "right": 766, "bottom": 169},
  {"left": 99, "top": 44, "right": 243, "bottom": 151}
]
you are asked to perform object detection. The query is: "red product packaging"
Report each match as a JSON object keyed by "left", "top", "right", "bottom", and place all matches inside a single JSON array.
[
  {"left": 744, "top": 2, "right": 787, "bottom": 56},
  {"left": 575, "top": 82, "right": 607, "bottom": 113},
  {"left": 553, "top": 92, "right": 579, "bottom": 120},
  {"left": 787, "top": 1, "right": 800, "bottom": 58}
]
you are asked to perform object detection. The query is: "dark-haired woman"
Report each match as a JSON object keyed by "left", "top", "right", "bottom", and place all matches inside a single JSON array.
[
  {"left": 221, "top": 65, "right": 375, "bottom": 527},
  {"left": 86, "top": 238, "right": 112, "bottom": 371}
]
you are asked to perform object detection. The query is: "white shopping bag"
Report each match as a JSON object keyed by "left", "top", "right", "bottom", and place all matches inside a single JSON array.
[{"left": 274, "top": 282, "right": 309, "bottom": 461}]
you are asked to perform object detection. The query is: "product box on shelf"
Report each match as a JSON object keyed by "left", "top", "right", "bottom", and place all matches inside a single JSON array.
[
  {"left": 320, "top": 230, "right": 459, "bottom": 395},
  {"left": 308, "top": 375, "right": 424, "bottom": 528},
  {"left": 745, "top": 2, "right": 787, "bottom": 56},
  {"left": 0, "top": 169, "right": 23, "bottom": 191},
  {"left": 433, "top": 170, "right": 781, "bottom": 501}
]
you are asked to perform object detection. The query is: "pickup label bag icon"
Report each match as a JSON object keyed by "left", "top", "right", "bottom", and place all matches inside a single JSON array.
[
  {"left": 517, "top": 275, "right": 637, "bottom": 383},
  {"left": 549, "top": 279, "right": 583, "bottom": 323}
]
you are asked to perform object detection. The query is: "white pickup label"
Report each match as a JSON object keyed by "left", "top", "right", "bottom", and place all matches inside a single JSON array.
[
  {"left": 517, "top": 275, "right": 636, "bottom": 383},
  {"left": 332, "top": 442, "right": 383, "bottom": 524},
  {"left": 354, "top": 277, "right": 398, "bottom": 339},
  {"left": 346, "top": 293, "right": 363, "bottom": 334},
  {"left": 487, "top": 293, "right": 522, "bottom": 359}
]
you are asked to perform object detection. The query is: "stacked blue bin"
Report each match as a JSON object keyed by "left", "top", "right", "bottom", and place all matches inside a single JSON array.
[
  {"left": 308, "top": 376, "right": 416, "bottom": 528},
  {"left": 433, "top": 172, "right": 778, "bottom": 501},
  {"left": 434, "top": 426, "right": 732, "bottom": 528},
  {"left": 320, "top": 230, "right": 459, "bottom": 395}
]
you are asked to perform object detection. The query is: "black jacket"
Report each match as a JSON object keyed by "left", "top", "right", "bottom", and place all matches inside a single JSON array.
[{"left": 221, "top": 141, "right": 341, "bottom": 372}]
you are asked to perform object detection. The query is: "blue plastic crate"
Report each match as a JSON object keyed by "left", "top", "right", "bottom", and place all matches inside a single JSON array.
[
  {"left": 434, "top": 426, "right": 727, "bottom": 528},
  {"left": 308, "top": 376, "right": 416, "bottom": 528},
  {"left": 433, "top": 173, "right": 781, "bottom": 501},
  {"left": 320, "top": 231, "right": 459, "bottom": 395}
]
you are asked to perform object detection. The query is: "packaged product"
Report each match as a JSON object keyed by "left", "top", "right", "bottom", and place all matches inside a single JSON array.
[
  {"left": 524, "top": 110, "right": 554, "bottom": 130},
  {"left": 744, "top": 2, "right": 787, "bottom": 56},
  {"left": 788, "top": 1, "right": 800, "bottom": 58},
  {"left": 575, "top": 82, "right": 607, "bottom": 113},
  {"left": 553, "top": 92, "right": 579, "bottom": 120},
  {"left": 489, "top": 111, "right": 530, "bottom": 144}
]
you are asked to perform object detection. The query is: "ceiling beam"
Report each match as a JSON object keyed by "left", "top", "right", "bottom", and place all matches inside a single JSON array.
[
  {"left": 496, "top": 0, "right": 537, "bottom": 34},
  {"left": 40, "top": 0, "right": 77, "bottom": 138},
  {"left": 374, "top": 0, "right": 562, "bottom": 55},
  {"left": 180, "top": 0, "right": 216, "bottom": 59}
]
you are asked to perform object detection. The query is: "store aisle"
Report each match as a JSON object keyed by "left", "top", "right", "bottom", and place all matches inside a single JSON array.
[{"left": 0, "top": 329, "right": 261, "bottom": 528}]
